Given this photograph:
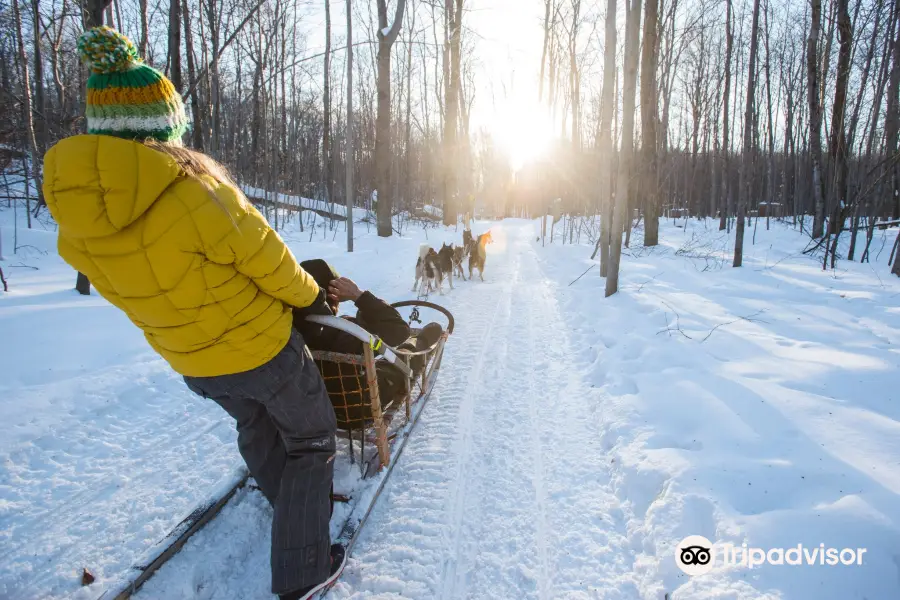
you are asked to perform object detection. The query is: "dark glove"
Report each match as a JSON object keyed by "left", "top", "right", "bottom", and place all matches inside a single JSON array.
[{"left": 292, "top": 288, "right": 333, "bottom": 337}]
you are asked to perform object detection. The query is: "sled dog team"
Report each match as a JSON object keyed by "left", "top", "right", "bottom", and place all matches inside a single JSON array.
[{"left": 413, "top": 229, "right": 494, "bottom": 296}]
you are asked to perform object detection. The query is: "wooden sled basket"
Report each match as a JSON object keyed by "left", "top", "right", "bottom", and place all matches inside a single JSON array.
[{"left": 306, "top": 300, "right": 455, "bottom": 477}]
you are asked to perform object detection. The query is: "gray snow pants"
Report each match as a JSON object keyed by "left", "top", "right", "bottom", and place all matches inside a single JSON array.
[{"left": 183, "top": 330, "right": 337, "bottom": 595}]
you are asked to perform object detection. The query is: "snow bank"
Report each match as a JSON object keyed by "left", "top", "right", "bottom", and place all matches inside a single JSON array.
[
  {"left": 240, "top": 184, "right": 349, "bottom": 220},
  {"left": 536, "top": 217, "right": 900, "bottom": 599}
]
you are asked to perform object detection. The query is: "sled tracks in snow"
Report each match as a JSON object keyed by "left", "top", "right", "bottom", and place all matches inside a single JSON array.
[
  {"left": 99, "top": 358, "right": 449, "bottom": 600},
  {"left": 98, "top": 471, "right": 250, "bottom": 600}
]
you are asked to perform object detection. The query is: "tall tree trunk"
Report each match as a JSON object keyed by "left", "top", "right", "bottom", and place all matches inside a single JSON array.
[
  {"left": 539, "top": 0, "right": 554, "bottom": 102},
  {"left": 808, "top": 0, "right": 826, "bottom": 237},
  {"left": 168, "top": 0, "right": 182, "bottom": 90},
  {"left": 375, "top": 0, "right": 408, "bottom": 237},
  {"left": 75, "top": 0, "right": 112, "bottom": 296},
  {"left": 323, "top": 0, "right": 333, "bottom": 211},
  {"left": 826, "top": 0, "right": 852, "bottom": 251},
  {"left": 763, "top": 0, "right": 775, "bottom": 230},
  {"left": 569, "top": 0, "right": 581, "bottom": 150},
  {"left": 84, "top": 0, "right": 110, "bottom": 28},
  {"left": 720, "top": 0, "right": 733, "bottom": 231},
  {"left": 595, "top": 0, "right": 616, "bottom": 276},
  {"left": 606, "top": 0, "right": 641, "bottom": 296},
  {"left": 886, "top": 0, "right": 900, "bottom": 232},
  {"left": 641, "top": 0, "right": 660, "bottom": 245},
  {"left": 404, "top": 11, "right": 415, "bottom": 209},
  {"left": 29, "top": 0, "right": 47, "bottom": 212},
  {"left": 442, "top": 0, "right": 463, "bottom": 227},
  {"left": 346, "top": 0, "right": 355, "bottom": 251},
  {"left": 183, "top": 0, "right": 203, "bottom": 149},
  {"left": 139, "top": 0, "right": 149, "bottom": 56},
  {"left": 14, "top": 0, "right": 40, "bottom": 227},
  {"left": 734, "top": 0, "right": 761, "bottom": 267}
]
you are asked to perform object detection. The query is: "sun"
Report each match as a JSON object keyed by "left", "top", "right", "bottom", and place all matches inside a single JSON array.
[{"left": 492, "top": 101, "right": 556, "bottom": 171}]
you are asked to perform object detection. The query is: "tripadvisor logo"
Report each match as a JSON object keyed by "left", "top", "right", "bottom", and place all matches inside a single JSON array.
[
  {"left": 675, "top": 535, "right": 868, "bottom": 575},
  {"left": 675, "top": 535, "right": 715, "bottom": 576}
]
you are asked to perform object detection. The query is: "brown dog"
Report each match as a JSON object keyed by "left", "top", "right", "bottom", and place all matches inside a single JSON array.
[{"left": 468, "top": 230, "right": 493, "bottom": 281}]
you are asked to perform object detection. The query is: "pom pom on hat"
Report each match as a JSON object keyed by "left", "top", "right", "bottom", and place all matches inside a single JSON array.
[
  {"left": 77, "top": 26, "right": 141, "bottom": 74},
  {"left": 78, "top": 26, "right": 188, "bottom": 143}
]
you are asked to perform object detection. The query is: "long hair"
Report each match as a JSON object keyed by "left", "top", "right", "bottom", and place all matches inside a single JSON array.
[{"left": 142, "top": 138, "right": 239, "bottom": 223}]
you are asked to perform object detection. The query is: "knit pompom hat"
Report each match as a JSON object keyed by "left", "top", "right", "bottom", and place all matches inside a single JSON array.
[{"left": 77, "top": 26, "right": 188, "bottom": 143}]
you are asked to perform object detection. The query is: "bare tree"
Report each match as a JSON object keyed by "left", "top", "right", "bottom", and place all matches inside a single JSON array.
[
  {"left": 168, "top": 0, "right": 182, "bottom": 90},
  {"left": 606, "top": 0, "right": 641, "bottom": 296},
  {"left": 442, "top": 0, "right": 463, "bottom": 227},
  {"left": 323, "top": 0, "right": 333, "bottom": 213},
  {"left": 374, "top": 0, "right": 408, "bottom": 236},
  {"left": 346, "top": 0, "right": 355, "bottom": 252},
  {"left": 13, "top": 0, "right": 40, "bottom": 228},
  {"left": 592, "top": 0, "right": 616, "bottom": 276},
  {"left": 808, "top": 0, "right": 826, "bottom": 237},
  {"left": 733, "top": 0, "right": 762, "bottom": 267},
  {"left": 641, "top": 0, "right": 660, "bottom": 245},
  {"left": 720, "top": 0, "right": 733, "bottom": 231}
]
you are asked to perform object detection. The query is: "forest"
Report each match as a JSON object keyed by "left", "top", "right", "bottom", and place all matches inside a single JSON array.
[{"left": 1, "top": 0, "right": 899, "bottom": 296}]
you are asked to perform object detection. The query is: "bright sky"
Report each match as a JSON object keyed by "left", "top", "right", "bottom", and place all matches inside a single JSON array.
[
  {"left": 465, "top": 0, "right": 557, "bottom": 168},
  {"left": 301, "top": 0, "right": 555, "bottom": 170}
]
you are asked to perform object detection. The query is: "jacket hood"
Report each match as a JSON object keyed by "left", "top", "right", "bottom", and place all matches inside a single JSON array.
[{"left": 43, "top": 135, "right": 182, "bottom": 239}]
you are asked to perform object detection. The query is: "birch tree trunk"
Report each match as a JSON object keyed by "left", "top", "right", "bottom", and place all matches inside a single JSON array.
[
  {"left": 30, "top": 0, "right": 47, "bottom": 212},
  {"left": 13, "top": 0, "right": 40, "bottom": 227}
]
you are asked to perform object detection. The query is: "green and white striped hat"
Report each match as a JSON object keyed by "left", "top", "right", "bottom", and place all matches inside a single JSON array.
[{"left": 77, "top": 26, "right": 188, "bottom": 143}]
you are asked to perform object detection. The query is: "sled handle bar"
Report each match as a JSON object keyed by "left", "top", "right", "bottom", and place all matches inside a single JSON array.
[
  {"left": 390, "top": 300, "right": 455, "bottom": 335},
  {"left": 304, "top": 315, "right": 413, "bottom": 378}
]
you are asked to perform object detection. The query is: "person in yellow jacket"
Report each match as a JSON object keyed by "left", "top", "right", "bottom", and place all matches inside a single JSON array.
[{"left": 43, "top": 27, "right": 341, "bottom": 600}]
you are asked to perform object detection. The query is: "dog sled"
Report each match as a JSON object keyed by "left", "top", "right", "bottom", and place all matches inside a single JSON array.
[{"left": 102, "top": 300, "right": 454, "bottom": 600}]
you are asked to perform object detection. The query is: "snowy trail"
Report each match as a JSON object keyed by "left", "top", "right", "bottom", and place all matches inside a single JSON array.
[
  {"left": 135, "top": 221, "right": 648, "bottom": 599},
  {"left": 330, "top": 222, "right": 642, "bottom": 599}
]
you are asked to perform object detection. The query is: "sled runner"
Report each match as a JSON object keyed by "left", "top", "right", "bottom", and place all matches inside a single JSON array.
[
  {"left": 303, "top": 300, "right": 454, "bottom": 598},
  {"left": 101, "top": 300, "right": 454, "bottom": 600}
]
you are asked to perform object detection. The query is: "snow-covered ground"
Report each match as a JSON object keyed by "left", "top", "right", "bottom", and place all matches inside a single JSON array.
[{"left": 2, "top": 206, "right": 899, "bottom": 600}]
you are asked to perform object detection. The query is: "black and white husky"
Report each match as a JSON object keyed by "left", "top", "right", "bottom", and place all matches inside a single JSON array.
[{"left": 413, "top": 244, "right": 443, "bottom": 295}]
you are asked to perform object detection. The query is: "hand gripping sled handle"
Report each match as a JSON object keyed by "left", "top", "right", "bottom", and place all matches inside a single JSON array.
[{"left": 304, "top": 314, "right": 412, "bottom": 378}]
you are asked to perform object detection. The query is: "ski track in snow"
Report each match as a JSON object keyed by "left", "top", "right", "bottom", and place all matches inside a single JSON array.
[{"left": 326, "top": 223, "right": 644, "bottom": 599}]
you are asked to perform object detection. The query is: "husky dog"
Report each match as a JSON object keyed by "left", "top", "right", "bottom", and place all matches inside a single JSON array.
[
  {"left": 438, "top": 243, "right": 455, "bottom": 289},
  {"left": 451, "top": 245, "right": 467, "bottom": 281},
  {"left": 468, "top": 230, "right": 494, "bottom": 282},
  {"left": 462, "top": 229, "right": 474, "bottom": 255},
  {"left": 413, "top": 244, "right": 443, "bottom": 295}
]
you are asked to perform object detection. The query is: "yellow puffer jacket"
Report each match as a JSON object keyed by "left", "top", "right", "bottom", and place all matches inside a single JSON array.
[{"left": 43, "top": 135, "right": 320, "bottom": 377}]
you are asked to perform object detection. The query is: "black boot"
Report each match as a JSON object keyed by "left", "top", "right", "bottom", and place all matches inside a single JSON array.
[{"left": 278, "top": 544, "right": 346, "bottom": 600}]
